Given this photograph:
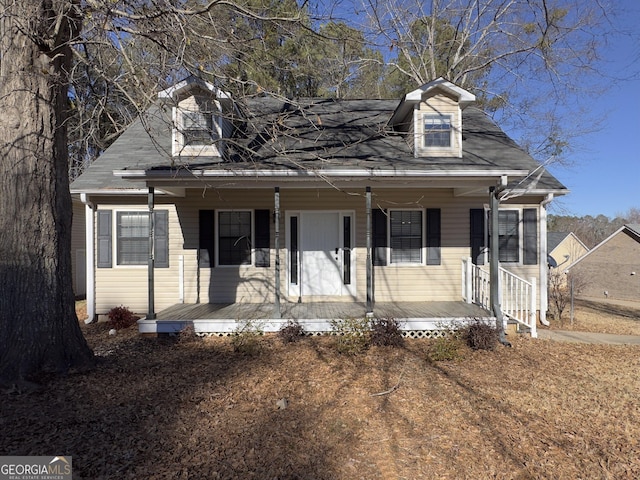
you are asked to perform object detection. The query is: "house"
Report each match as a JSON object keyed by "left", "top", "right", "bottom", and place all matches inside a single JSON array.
[
  {"left": 564, "top": 224, "right": 640, "bottom": 302},
  {"left": 547, "top": 232, "right": 589, "bottom": 270},
  {"left": 70, "top": 77, "right": 568, "bottom": 336}
]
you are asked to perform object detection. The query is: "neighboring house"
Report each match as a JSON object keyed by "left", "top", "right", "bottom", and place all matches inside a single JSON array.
[
  {"left": 564, "top": 224, "right": 640, "bottom": 302},
  {"left": 70, "top": 77, "right": 568, "bottom": 336},
  {"left": 547, "top": 232, "right": 589, "bottom": 270}
]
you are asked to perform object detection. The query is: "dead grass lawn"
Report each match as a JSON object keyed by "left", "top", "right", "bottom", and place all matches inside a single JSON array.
[{"left": 1, "top": 301, "right": 639, "bottom": 479}]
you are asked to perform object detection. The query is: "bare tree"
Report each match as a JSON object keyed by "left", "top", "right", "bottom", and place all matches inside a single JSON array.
[
  {"left": 358, "top": 0, "right": 611, "bottom": 162},
  {"left": 548, "top": 270, "right": 586, "bottom": 325},
  {"left": 0, "top": 0, "right": 95, "bottom": 389},
  {"left": 0, "top": 0, "right": 308, "bottom": 388}
]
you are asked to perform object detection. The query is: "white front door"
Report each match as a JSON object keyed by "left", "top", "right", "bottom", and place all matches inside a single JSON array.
[{"left": 300, "top": 212, "right": 342, "bottom": 296}]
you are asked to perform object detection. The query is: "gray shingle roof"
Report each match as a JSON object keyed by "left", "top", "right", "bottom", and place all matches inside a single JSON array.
[
  {"left": 626, "top": 224, "right": 640, "bottom": 238},
  {"left": 547, "top": 232, "right": 571, "bottom": 252},
  {"left": 71, "top": 97, "right": 567, "bottom": 192}
]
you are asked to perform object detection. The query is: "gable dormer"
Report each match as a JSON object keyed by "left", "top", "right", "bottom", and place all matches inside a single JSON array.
[
  {"left": 389, "top": 78, "right": 475, "bottom": 158},
  {"left": 158, "top": 77, "right": 233, "bottom": 159}
]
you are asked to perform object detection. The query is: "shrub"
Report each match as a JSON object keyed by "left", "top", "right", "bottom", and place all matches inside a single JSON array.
[
  {"left": 107, "top": 305, "right": 138, "bottom": 330},
  {"left": 463, "top": 320, "right": 498, "bottom": 351},
  {"left": 427, "top": 332, "right": 464, "bottom": 362},
  {"left": 330, "top": 317, "right": 370, "bottom": 355},
  {"left": 370, "top": 317, "right": 404, "bottom": 347},
  {"left": 278, "top": 320, "right": 305, "bottom": 343},
  {"left": 231, "top": 321, "right": 263, "bottom": 355}
]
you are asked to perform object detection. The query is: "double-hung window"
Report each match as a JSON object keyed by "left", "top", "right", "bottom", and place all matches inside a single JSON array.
[
  {"left": 182, "top": 110, "right": 215, "bottom": 146},
  {"left": 117, "top": 212, "right": 149, "bottom": 265},
  {"left": 96, "top": 210, "right": 168, "bottom": 268},
  {"left": 498, "top": 210, "right": 519, "bottom": 263},
  {"left": 373, "top": 209, "right": 440, "bottom": 266},
  {"left": 173, "top": 101, "right": 222, "bottom": 157},
  {"left": 218, "top": 211, "right": 252, "bottom": 266},
  {"left": 423, "top": 114, "right": 452, "bottom": 148},
  {"left": 472, "top": 208, "right": 537, "bottom": 265},
  {"left": 390, "top": 210, "right": 423, "bottom": 264}
]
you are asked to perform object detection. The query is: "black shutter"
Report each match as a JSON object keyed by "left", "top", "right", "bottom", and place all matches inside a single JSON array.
[
  {"left": 343, "top": 216, "right": 351, "bottom": 284},
  {"left": 426, "top": 209, "right": 441, "bottom": 265},
  {"left": 254, "top": 209, "right": 270, "bottom": 267},
  {"left": 97, "top": 210, "right": 112, "bottom": 268},
  {"left": 199, "top": 210, "right": 215, "bottom": 268},
  {"left": 470, "top": 209, "right": 485, "bottom": 265},
  {"left": 290, "top": 216, "right": 298, "bottom": 284},
  {"left": 372, "top": 209, "right": 387, "bottom": 266},
  {"left": 523, "top": 208, "right": 538, "bottom": 265},
  {"left": 154, "top": 210, "right": 169, "bottom": 268}
]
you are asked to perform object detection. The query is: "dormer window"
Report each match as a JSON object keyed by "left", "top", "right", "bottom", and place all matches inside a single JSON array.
[
  {"left": 158, "top": 78, "right": 232, "bottom": 159},
  {"left": 181, "top": 110, "right": 215, "bottom": 146},
  {"left": 423, "top": 114, "right": 452, "bottom": 148},
  {"left": 172, "top": 100, "right": 223, "bottom": 157},
  {"left": 388, "top": 78, "right": 475, "bottom": 159}
]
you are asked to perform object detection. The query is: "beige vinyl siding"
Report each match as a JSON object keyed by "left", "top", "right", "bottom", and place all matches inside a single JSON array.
[
  {"left": 93, "top": 200, "right": 181, "bottom": 314},
  {"left": 414, "top": 92, "right": 462, "bottom": 158},
  {"left": 92, "top": 188, "right": 547, "bottom": 313},
  {"left": 372, "top": 189, "right": 469, "bottom": 302}
]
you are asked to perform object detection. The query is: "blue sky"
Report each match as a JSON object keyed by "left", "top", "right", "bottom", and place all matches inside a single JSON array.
[
  {"left": 316, "top": 1, "right": 638, "bottom": 219},
  {"left": 545, "top": 2, "right": 639, "bottom": 219}
]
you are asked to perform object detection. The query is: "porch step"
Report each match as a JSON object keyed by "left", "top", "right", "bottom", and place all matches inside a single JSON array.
[{"left": 506, "top": 318, "right": 532, "bottom": 335}]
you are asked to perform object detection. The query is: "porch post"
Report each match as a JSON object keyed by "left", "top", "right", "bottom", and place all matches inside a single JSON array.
[
  {"left": 366, "top": 186, "right": 373, "bottom": 315},
  {"left": 489, "top": 186, "right": 508, "bottom": 345},
  {"left": 147, "top": 187, "right": 156, "bottom": 320},
  {"left": 274, "top": 187, "right": 281, "bottom": 318}
]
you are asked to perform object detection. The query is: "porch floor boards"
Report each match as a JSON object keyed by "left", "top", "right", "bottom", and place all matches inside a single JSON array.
[{"left": 154, "top": 301, "right": 490, "bottom": 322}]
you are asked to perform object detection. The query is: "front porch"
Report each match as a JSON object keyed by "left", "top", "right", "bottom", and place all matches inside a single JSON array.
[{"left": 139, "top": 301, "right": 494, "bottom": 337}]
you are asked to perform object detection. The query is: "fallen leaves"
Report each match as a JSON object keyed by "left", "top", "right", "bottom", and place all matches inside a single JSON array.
[{"left": 0, "top": 302, "right": 639, "bottom": 479}]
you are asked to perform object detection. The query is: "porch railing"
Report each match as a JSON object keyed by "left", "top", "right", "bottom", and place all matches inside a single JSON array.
[{"left": 462, "top": 257, "right": 537, "bottom": 338}]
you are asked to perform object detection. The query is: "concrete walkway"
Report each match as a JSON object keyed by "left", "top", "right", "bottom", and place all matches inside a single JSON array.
[{"left": 537, "top": 329, "right": 640, "bottom": 345}]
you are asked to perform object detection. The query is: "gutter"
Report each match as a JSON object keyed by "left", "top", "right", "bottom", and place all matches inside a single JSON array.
[
  {"left": 80, "top": 194, "right": 96, "bottom": 324},
  {"left": 114, "top": 168, "right": 529, "bottom": 179},
  {"left": 539, "top": 193, "right": 554, "bottom": 327}
]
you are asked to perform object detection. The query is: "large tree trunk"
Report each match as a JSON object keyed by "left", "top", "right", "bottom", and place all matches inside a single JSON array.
[{"left": 0, "top": 0, "right": 94, "bottom": 388}]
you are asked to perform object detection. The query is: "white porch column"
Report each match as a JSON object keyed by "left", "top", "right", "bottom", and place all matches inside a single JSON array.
[{"left": 81, "top": 194, "right": 95, "bottom": 323}]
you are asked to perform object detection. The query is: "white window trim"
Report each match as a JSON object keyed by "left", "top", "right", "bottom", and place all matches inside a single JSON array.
[
  {"left": 215, "top": 209, "right": 254, "bottom": 268},
  {"left": 422, "top": 113, "right": 453, "bottom": 149},
  {"left": 113, "top": 208, "right": 150, "bottom": 269},
  {"left": 388, "top": 208, "right": 425, "bottom": 266},
  {"left": 172, "top": 101, "right": 223, "bottom": 157},
  {"left": 413, "top": 105, "right": 463, "bottom": 158}
]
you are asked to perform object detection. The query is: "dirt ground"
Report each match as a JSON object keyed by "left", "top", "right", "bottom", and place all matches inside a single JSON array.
[{"left": 1, "top": 301, "right": 639, "bottom": 479}]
